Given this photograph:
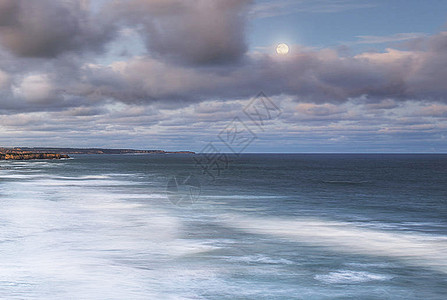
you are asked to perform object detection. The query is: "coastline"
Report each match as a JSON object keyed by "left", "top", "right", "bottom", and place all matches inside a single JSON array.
[
  {"left": 0, "top": 147, "right": 195, "bottom": 160},
  {"left": 0, "top": 153, "right": 70, "bottom": 160}
]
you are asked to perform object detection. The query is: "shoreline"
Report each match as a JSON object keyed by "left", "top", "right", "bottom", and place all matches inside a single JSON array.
[
  {"left": 3, "top": 147, "right": 195, "bottom": 155},
  {"left": 0, "top": 147, "right": 195, "bottom": 160},
  {"left": 0, "top": 153, "right": 70, "bottom": 160}
]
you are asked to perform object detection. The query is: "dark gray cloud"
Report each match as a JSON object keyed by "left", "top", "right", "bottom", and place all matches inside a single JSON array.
[
  {"left": 0, "top": 0, "right": 116, "bottom": 57},
  {"left": 115, "top": 0, "right": 252, "bottom": 65},
  {"left": 0, "top": 0, "right": 19, "bottom": 26}
]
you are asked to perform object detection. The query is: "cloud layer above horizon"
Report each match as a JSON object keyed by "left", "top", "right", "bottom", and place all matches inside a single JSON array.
[{"left": 0, "top": 0, "right": 446, "bottom": 152}]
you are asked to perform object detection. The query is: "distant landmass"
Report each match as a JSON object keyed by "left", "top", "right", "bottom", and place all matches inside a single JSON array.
[{"left": 0, "top": 148, "right": 195, "bottom": 160}]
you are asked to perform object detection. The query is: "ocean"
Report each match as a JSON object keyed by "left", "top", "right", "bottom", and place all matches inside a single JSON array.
[{"left": 0, "top": 154, "right": 446, "bottom": 299}]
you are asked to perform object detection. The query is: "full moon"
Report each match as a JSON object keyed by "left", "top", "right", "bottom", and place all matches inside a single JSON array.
[{"left": 276, "top": 43, "right": 289, "bottom": 55}]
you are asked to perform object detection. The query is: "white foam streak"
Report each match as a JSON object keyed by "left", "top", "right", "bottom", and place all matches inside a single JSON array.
[
  {"left": 315, "top": 270, "right": 393, "bottom": 284},
  {"left": 0, "top": 174, "right": 218, "bottom": 299},
  {"left": 221, "top": 214, "right": 447, "bottom": 273}
]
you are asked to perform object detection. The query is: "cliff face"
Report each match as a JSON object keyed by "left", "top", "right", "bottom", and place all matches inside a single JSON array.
[
  {"left": 15, "top": 147, "right": 195, "bottom": 155},
  {"left": 0, "top": 147, "right": 195, "bottom": 159},
  {"left": 0, "top": 153, "right": 69, "bottom": 160}
]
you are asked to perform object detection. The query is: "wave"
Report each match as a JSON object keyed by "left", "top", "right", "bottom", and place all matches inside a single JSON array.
[
  {"left": 315, "top": 270, "right": 393, "bottom": 284},
  {"left": 219, "top": 214, "right": 447, "bottom": 273},
  {"left": 0, "top": 174, "right": 44, "bottom": 179},
  {"left": 321, "top": 180, "right": 370, "bottom": 185},
  {"left": 23, "top": 178, "right": 136, "bottom": 187},
  {"left": 226, "top": 254, "right": 295, "bottom": 265},
  {"left": 52, "top": 175, "right": 112, "bottom": 180},
  {"left": 205, "top": 195, "right": 287, "bottom": 199}
]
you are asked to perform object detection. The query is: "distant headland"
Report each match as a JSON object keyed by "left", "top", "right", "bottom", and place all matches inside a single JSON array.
[{"left": 0, "top": 147, "right": 195, "bottom": 160}]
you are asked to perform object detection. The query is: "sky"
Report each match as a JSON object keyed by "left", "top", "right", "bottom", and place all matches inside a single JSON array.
[{"left": 0, "top": 0, "right": 446, "bottom": 153}]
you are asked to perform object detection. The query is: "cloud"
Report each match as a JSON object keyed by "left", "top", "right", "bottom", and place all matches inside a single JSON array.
[
  {"left": 70, "top": 31, "right": 447, "bottom": 106},
  {"left": 12, "top": 74, "right": 57, "bottom": 104},
  {"left": 3, "top": 29, "right": 447, "bottom": 114},
  {"left": 294, "top": 103, "right": 346, "bottom": 117},
  {"left": 0, "top": 0, "right": 115, "bottom": 57},
  {"left": 354, "top": 33, "right": 428, "bottom": 45},
  {"left": 1, "top": 1, "right": 444, "bottom": 107},
  {"left": 0, "top": 68, "right": 9, "bottom": 88},
  {"left": 0, "top": 0, "right": 446, "bottom": 151},
  {"left": 2, "top": 97, "right": 446, "bottom": 152},
  {"left": 115, "top": 0, "right": 252, "bottom": 65},
  {"left": 252, "top": 0, "right": 375, "bottom": 18},
  {"left": 418, "top": 104, "right": 447, "bottom": 118},
  {"left": 364, "top": 99, "right": 399, "bottom": 110}
]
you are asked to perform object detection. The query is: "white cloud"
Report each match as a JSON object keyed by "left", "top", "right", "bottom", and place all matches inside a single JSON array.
[
  {"left": 251, "top": 0, "right": 375, "bottom": 18},
  {"left": 355, "top": 33, "right": 428, "bottom": 44},
  {"left": 13, "top": 74, "right": 55, "bottom": 103}
]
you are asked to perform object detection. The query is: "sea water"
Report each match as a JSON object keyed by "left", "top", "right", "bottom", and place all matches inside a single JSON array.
[{"left": 0, "top": 154, "right": 446, "bottom": 299}]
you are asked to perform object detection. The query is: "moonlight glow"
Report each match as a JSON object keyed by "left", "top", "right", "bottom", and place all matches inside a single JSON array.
[{"left": 276, "top": 43, "right": 289, "bottom": 55}]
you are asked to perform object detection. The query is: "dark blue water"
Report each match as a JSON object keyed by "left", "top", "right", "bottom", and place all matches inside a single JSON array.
[{"left": 0, "top": 154, "right": 446, "bottom": 299}]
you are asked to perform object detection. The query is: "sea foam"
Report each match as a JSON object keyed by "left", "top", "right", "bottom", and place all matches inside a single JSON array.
[{"left": 220, "top": 214, "right": 447, "bottom": 273}]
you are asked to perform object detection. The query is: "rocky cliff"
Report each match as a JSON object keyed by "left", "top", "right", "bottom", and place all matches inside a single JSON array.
[
  {"left": 15, "top": 147, "right": 195, "bottom": 155},
  {"left": 0, "top": 153, "right": 69, "bottom": 160}
]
